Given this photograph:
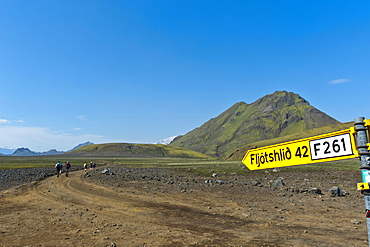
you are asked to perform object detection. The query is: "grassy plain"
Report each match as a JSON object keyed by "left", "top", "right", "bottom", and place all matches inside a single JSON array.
[{"left": 0, "top": 155, "right": 362, "bottom": 175}]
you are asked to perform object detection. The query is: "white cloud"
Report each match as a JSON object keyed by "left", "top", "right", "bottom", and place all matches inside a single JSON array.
[
  {"left": 328, "top": 79, "right": 351, "bottom": 84},
  {"left": 0, "top": 126, "right": 126, "bottom": 152},
  {"left": 0, "top": 119, "right": 11, "bottom": 124},
  {"left": 53, "top": 128, "right": 83, "bottom": 134},
  {"left": 77, "top": 115, "right": 88, "bottom": 120}
]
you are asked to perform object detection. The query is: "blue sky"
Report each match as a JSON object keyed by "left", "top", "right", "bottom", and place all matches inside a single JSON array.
[{"left": 1, "top": 0, "right": 370, "bottom": 152}]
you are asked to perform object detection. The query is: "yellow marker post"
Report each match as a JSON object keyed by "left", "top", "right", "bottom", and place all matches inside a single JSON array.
[
  {"left": 358, "top": 183, "right": 370, "bottom": 191},
  {"left": 242, "top": 128, "right": 359, "bottom": 170}
]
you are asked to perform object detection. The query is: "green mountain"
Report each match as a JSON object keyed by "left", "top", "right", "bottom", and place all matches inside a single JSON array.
[
  {"left": 170, "top": 91, "right": 339, "bottom": 158},
  {"left": 64, "top": 143, "right": 211, "bottom": 159}
]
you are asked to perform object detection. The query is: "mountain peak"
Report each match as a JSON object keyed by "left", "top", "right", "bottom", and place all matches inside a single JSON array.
[
  {"left": 12, "top": 148, "right": 38, "bottom": 156},
  {"left": 69, "top": 141, "right": 94, "bottom": 151},
  {"left": 256, "top": 91, "right": 309, "bottom": 108},
  {"left": 170, "top": 91, "right": 338, "bottom": 157}
]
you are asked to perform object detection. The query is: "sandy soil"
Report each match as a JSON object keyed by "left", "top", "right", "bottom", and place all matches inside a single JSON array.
[{"left": 0, "top": 165, "right": 368, "bottom": 247}]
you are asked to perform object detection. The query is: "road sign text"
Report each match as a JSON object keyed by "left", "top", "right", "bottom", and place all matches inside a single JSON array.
[
  {"left": 250, "top": 147, "right": 292, "bottom": 166},
  {"left": 310, "top": 133, "right": 353, "bottom": 160},
  {"left": 242, "top": 128, "right": 358, "bottom": 170}
]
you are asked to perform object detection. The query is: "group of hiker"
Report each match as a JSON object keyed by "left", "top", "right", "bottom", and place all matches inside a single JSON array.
[{"left": 55, "top": 161, "right": 96, "bottom": 177}]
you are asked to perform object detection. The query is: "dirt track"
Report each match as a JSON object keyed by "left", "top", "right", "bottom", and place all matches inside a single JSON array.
[{"left": 0, "top": 166, "right": 368, "bottom": 246}]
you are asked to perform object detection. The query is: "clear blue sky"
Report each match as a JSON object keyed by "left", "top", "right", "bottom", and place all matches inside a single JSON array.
[{"left": 1, "top": 0, "right": 370, "bottom": 152}]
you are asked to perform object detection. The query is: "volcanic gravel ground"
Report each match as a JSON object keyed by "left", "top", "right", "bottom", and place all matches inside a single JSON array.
[
  {"left": 0, "top": 165, "right": 368, "bottom": 246},
  {"left": 0, "top": 166, "right": 82, "bottom": 191}
]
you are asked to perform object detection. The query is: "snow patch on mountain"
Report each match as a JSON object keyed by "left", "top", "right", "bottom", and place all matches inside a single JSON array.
[{"left": 155, "top": 136, "right": 177, "bottom": 145}]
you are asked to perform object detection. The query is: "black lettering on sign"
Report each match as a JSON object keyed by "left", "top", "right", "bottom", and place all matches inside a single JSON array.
[
  {"left": 295, "top": 146, "right": 309, "bottom": 158},
  {"left": 324, "top": 141, "right": 330, "bottom": 154},
  {"left": 286, "top": 147, "right": 292, "bottom": 159},
  {"left": 302, "top": 146, "right": 309, "bottom": 157},
  {"left": 310, "top": 133, "right": 353, "bottom": 160},
  {"left": 250, "top": 147, "right": 293, "bottom": 166},
  {"left": 314, "top": 143, "right": 321, "bottom": 156},
  {"left": 341, "top": 138, "right": 346, "bottom": 151},
  {"left": 332, "top": 139, "right": 340, "bottom": 153}
]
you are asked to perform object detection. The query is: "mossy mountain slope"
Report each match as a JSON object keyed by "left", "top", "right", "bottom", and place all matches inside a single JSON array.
[
  {"left": 64, "top": 143, "right": 211, "bottom": 159},
  {"left": 170, "top": 91, "right": 339, "bottom": 158}
]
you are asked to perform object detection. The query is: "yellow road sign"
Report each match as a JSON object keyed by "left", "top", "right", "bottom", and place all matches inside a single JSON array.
[{"left": 242, "top": 128, "right": 359, "bottom": 170}]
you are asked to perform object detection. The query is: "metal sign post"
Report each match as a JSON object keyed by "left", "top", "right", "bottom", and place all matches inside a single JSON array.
[{"left": 354, "top": 117, "right": 370, "bottom": 247}]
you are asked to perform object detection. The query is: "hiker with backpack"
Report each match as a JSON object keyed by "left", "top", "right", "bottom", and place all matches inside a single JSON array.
[
  {"left": 65, "top": 161, "right": 71, "bottom": 177},
  {"left": 55, "top": 162, "right": 62, "bottom": 177}
]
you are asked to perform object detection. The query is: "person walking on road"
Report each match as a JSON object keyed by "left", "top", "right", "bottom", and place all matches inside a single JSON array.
[
  {"left": 55, "top": 162, "right": 62, "bottom": 177},
  {"left": 65, "top": 161, "right": 71, "bottom": 177}
]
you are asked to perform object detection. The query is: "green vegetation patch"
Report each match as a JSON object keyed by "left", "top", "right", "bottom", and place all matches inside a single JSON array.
[
  {"left": 0, "top": 156, "right": 102, "bottom": 170},
  {"left": 65, "top": 143, "right": 211, "bottom": 159}
]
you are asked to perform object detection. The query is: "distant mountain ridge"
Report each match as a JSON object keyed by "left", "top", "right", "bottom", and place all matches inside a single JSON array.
[
  {"left": 0, "top": 148, "right": 15, "bottom": 155},
  {"left": 10, "top": 141, "right": 94, "bottom": 156},
  {"left": 170, "top": 91, "right": 339, "bottom": 157},
  {"left": 12, "top": 148, "right": 64, "bottom": 156}
]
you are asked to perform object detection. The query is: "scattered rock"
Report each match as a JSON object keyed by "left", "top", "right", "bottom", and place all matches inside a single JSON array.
[
  {"left": 307, "top": 187, "right": 322, "bottom": 195},
  {"left": 350, "top": 219, "right": 361, "bottom": 225},
  {"left": 251, "top": 180, "right": 261, "bottom": 186},
  {"left": 242, "top": 213, "right": 251, "bottom": 218},
  {"left": 40, "top": 173, "right": 49, "bottom": 178},
  {"left": 271, "top": 178, "right": 286, "bottom": 189},
  {"left": 102, "top": 168, "right": 110, "bottom": 175},
  {"left": 272, "top": 168, "right": 280, "bottom": 172},
  {"left": 329, "top": 186, "right": 345, "bottom": 197},
  {"left": 215, "top": 179, "right": 224, "bottom": 185}
]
